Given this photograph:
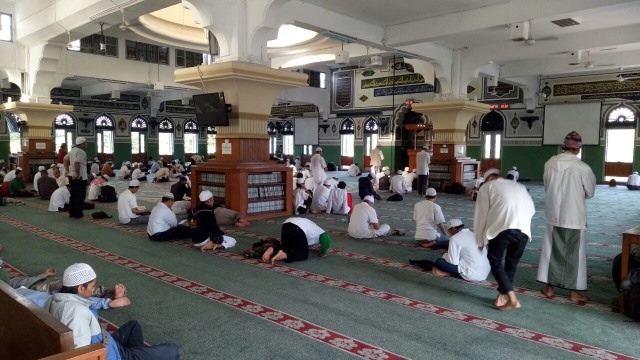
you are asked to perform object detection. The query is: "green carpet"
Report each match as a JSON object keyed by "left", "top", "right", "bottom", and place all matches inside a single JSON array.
[{"left": 1, "top": 174, "right": 638, "bottom": 359}]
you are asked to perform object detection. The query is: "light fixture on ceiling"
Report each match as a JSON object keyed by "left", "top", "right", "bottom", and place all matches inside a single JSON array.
[
  {"left": 119, "top": 9, "right": 129, "bottom": 31},
  {"left": 99, "top": 22, "right": 106, "bottom": 52},
  {"left": 66, "top": 30, "right": 73, "bottom": 50}
]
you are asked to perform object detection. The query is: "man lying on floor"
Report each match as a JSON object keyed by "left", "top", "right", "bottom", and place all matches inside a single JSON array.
[{"left": 261, "top": 217, "right": 331, "bottom": 265}]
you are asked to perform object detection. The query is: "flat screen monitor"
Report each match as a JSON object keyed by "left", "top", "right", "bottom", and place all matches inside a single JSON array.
[{"left": 193, "top": 92, "right": 230, "bottom": 126}]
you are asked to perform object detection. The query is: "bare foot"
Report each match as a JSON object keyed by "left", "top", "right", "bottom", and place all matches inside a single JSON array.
[
  {"left": 262, "top": 247, "right": 274, "bottom": 263},
  {"left": 541, "top": 285, "right": 554, "bottom": 299},
  {"left": 109, "top": 297, "right": 131, "bottom": 308},
  {"left": 494, "top": 294, "right": 507, "bottom": 307},
  {"left": 42, "top": 268, "right": 57, "bottom": 277},
  {"left": 570, "top": 291, "right": 589, "bottom": 303},
  {"left": 270, "top": 250, "right": 288, "bottom": 265},
  {"left": 114, "top": 283, "right": 127, "bottom": 298},
  {"left": 418, "top": 240, "right": 436, "bottom": 249},
  {"left": 432, "top": 268, "right": 451, "bottom": 277},
  {"left": 497, "top": 300, "right": 521, "bottom": 310},
  {"left": 199, "top": 242, "right": 222, "bottom": 252}
]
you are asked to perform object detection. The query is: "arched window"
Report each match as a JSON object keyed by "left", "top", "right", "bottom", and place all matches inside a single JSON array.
[
  {"left": 95, "top": 113, "right": 115, "bottom": 155},
  {"left": 267, "top": 122, "right": 278, "bottom": 154},
  {"left": 207, "top": 127, "right": 217, "bottom": 155},
  {"left": 340, "top": 118, "right": 355, "bottom": 159},
  {"left": 183, "top": 119, "right": 199, "bottom": 154},
  {"left": 158, "top": 118, "right": 174, "bottom": 156},
  {"left": 363, "top": 118, "right": 378, "bottom": 156},
  {"left": 281, "top": 121, "right": 294, "bottom": 155},
  {"left": 605, "top": 105, "right": 636, "bottom": 171},
  {"left": 131, "top": 116, "right": 147, "bottom": 155},
  {"left": 53, "top": 113, "right": 76, "bottom": 151}
]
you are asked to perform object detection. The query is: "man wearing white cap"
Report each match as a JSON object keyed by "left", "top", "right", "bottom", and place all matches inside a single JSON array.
[
  {"left": 293, "top": 177, "right": 313, "bottom": 215},
  {"left": 190, "top": 190, "right": 237, "bottom": 251},
  {"left": 33, "top": 166, "right": 46, "bottom": 193},
  {"left": 348, "top": 195, "right": 392, "bottom": 239},
  {"left": 627, "top": 171, "right": 640, "bottom": 190},
  {"left": 403, "top": 168, "right": 417, "bottom": 192},
  {"left": 117, "top": 179, "right": 149, "bottom": 224},
  {"left": 390, "top": 170, "right": 408, "bottom": 194},
  {"left": 68, "top": 137, "right": 88, "bottom": 218},
  {"left": 88, "top": 174, "right": 110, "bottom": 201},
  {"left": 130, "top": 162, "right": 147, "bottom": 182},
  {"left": 2, "top": 166, "right": 21, "bottom": 183},
  {"left": 506, "top": 166, "right": 519, "bottom": 181},
  {"left": 90, "top": 159, "right": 100, "bottom": 179},
  {"left": 46, "top": 263, "right": 180, "bottom": 359},
  {"left": 369, "top": 144, "right": 384, "bottom": 180},
  {"left": 310, "top": 178, "right": 332, "bottom": 213},
  {"left": 431, "top": 219, "right": 491, "bottom": 281},
  {"left": 413, "top": 188, "right": 449, "bottom": 248},
  {"left": 262, "top": 217, "right": 332, "bottom": 264},
  {"left": 474, "top": 168, "right": 535, "bottom": 310},
  {"left": 147, "top": 193, "right": 191, "bottom": 242},
  {"left": 37, "top": 166, "right": 58, "bottom": 200},
  {"left": 537, "top": 131, "right": 596, "bottom": 303},
  {"left": 119, "top": 161, "right": 132, "bottom": 180},
  {"left": 416, "top": 145, "right": 431, "bottom": 196},
  {"left": 310, "top": 146, "right": 328, "bottom": 186}
]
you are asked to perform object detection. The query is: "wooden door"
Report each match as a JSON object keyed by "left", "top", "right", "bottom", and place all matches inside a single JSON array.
[
  {"left": 481, "top": 159, "right": 501, "bottom": 173},
  {"left": 605, "top": 162, "right": 632, "bottom": 178},
  {"left": 341, "top": 156, "right": 353, "bottom": 169}
]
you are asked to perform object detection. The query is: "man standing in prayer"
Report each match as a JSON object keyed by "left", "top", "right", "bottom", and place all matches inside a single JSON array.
[
  {"left": 474, "top": 168, "right": 535, "bottom": 310},
  {"left": 537, "top": 131, "right": 596, "bottom": 303},
  {"left": 369, "top": 144, "right": 384, "bottom": 180},
  {"left": 68, "top": 137, "right": 88, "bottom": 218},
  {"left": 310, "top": 147, "right": 327, "bottom": 187},
  {"left": 416, "top": 145, "right": 430, "bottom": 196}
]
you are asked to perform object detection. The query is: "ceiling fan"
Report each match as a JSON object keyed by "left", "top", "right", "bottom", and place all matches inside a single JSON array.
[
  {"left": 570, "top": 50, "right": 615, "bottom": 68},
  {"left": 119, "top": 9, "right": 129, "bottom": 31},
  {"left": 511, "top": 20, "right": 558, "bottom": 45}
]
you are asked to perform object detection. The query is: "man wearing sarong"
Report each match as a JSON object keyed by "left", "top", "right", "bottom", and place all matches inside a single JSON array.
[{"left": 537, "top": 131, "right": 596, "bottom": 303}]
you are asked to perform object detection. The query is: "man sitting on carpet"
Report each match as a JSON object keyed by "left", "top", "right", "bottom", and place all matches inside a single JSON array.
[
  {"left": 212, "top": 199, "right": 251, "bottom": 228},
  {"left": 348, "top": 195, "right": 400, "bottom": 239},
  {"left": 46, "top": 263, "right": 180, "bottom": 360},
  {"left": 390, "top": 170, "right": 408, "bottom": 194},
  {"left": 326, "top": 181, "right": 351, "bottom": 215},
  {"left": 153, "top": 166, "right": 171, "bottom": 183},
  {"left": 147, "top": 193, "right": 191, "bottom": 242},
  {"left": 48, "top": 185, "right": 71, "bottom": 212},
  {"left": 347, "top": 163, "right": 362, "bottom": 177},
  {"left": 9, "top": 170, "right": 35, "bottom": 197},
  {"left": 170, "top": 176, "right": 192, "bottom": 215},
  {"left": 310, "top": 179, "right": 332, "bottom": 213},
  {"left": 262, "top": 217, "right": 331, "bottom": 264},
  {"left": 37, "top": 167, "right": 58, "bottom": 200},
  {"left": 118, "top": 179, "right": 149, "bottom": 225},
  {"left": 413, "top": 188, "right": 450, "bottom": 249},
  {"left": 627, "top": 171, "right": 640, "bottom": 190},
  {"left": 358, "top": 173, "right": 378, "bottom": 200},
  {"left": 431, "top": 219, "right": 491, "bottom": 281},
  {"left": 87, "top": 174, "right": 110, "bottom": 201},
  {"left": 293, "top": 177, "right": 313, "bottom": 215},
  {"left": 101, "top": 160, "right": 116, "bottom": 177},
  {"left": 190, "top": 190, "right": 237, "bottom": 251}
]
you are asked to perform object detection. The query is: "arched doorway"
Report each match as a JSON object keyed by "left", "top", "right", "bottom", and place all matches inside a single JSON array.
[
  {"left": 207, "top": 127, "right": 217, "bottom": 159},
  {"left": 604, "top": 104, "right": 637, "bottom": 181},
  {"left": 480, "top": 110, "right": 504, "bottom": 172},
  {"left": 130, "top": 116, "right": 147, "bottom": 164},
  {"left": 95, "top": 113, "right": 115, "bottom": 163},
  {"left": 340, "top": 118, "right": 355, "bottom": 169},
  {"left": 363, "top": 117, "right": 379, "bottom": 170}
]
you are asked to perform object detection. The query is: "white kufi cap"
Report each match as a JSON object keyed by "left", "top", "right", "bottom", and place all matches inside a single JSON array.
[
  {"left": 63, "top": 263, "right": 96, "bottom": 287},
  {"left": 199, "top": 190, "right": 213, "bottom": 202}
]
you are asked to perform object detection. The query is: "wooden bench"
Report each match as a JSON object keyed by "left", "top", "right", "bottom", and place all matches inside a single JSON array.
[{"left": 0, "top": 281, "right": 105, "bottom": 360}]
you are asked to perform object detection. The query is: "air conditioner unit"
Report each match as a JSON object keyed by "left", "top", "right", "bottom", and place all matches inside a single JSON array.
[
  {"left": 568, "top": 50, "right": 582, "bottom": 65},
  {"left": 335, "top": 50, "right": 350, "bottom": 64},
  {"left": 153, "top": 82, "right": 165, "bottom": 91},
  {"left": 370, "top": 55, "right": 383, "bottom": 67}
]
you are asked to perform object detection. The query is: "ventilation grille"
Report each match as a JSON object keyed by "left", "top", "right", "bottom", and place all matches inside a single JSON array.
[{"left": 551, "top": 18, "right": 580, "bottom": 27}]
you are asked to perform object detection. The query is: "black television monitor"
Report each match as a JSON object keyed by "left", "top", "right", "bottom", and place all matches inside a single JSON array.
[{"left": 193, "top": 92, "right": 229, "bottom": 126}]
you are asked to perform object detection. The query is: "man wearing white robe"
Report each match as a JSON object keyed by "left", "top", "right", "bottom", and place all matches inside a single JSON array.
[
  {"left": 537, "top": 131, "right": 596, "bottom": 303},
  {"left": 347, "top": 163, "right": 361, "bottom": 177},
  {"left": 310, "top": 179, "right": 331, "bottom": 213},
  {"left": 403, "top": 169, "right": 417, "bottom": 192},
  {"left": 369, "top": 145, "right": 384, "bottom": 180},
  {"left": 310, "top": 147, "right": 327, "bottom": 186},
  {"left": 326, "top": 181, "right": 350, "bottom": 215},
  {"left": 627, "top": 171, "right": 640, "bottom": 190},
  {"left": 390, "top": 170, "right": 407, "bottom": 194},
  {"left": 416, "top": 145, "right": 430, "bottom": 195}
]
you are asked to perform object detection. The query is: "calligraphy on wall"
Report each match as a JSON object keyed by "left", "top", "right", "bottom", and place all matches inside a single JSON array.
[
  {"left": 361, "top": 74, "right": 425, "bottom": 89},
  {"left": 332, "top": 71, "right": 354, "bottom": 110},
  {"left": 554, "top": 79, "right": 640, "bottom": 97},
  {"left": 373, "top": 84, "right": 434, "bottom": 97},
  {"left": 483, "top": 80, "right": 520, "bottom": 100}
]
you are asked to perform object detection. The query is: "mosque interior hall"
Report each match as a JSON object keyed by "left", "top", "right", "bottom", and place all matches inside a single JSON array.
[{"left": 1, "top": 1, "right": 640, "bottom": 359}]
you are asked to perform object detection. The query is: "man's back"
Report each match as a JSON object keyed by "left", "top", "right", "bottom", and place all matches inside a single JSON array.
[
  {"left": 390, "top": 175, "right": 405, "bottom": 193},
  {"left": 413, "top": 200, "right": 444, "bottom": 240},
  {"left": 544, "top": 153, "right": 595, "bottom": 228},
  {"left": 358, "top": 177, "right": 374, "bottom": 198},
  {"left": 416, "top": 151, "right": 430, "bottom": 175},
  {"left": 444, "top": 229, "right": 490, "bottom": 281},
  {"left": 348, "top": 203, "right": 376, "bottom": 238}
]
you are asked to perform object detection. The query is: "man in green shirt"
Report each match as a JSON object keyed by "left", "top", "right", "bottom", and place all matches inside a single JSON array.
[{"left": 9, "top": 170, "right": 35, "bottom": 197}]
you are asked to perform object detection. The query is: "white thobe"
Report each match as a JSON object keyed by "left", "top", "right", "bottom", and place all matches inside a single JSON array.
[
  {"left": 326, "top": 188, "right": 350, "bottom": 215},
  {"left": 310, "top": 153, "right": 327, "bottom": 185},
  {"left": 390, "top": 175, "right": 407, "bottom": 194}
]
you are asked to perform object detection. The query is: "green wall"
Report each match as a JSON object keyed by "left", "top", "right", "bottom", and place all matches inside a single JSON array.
[
  {"left": 0, "top": 140, "right": 9, "bottom": 163},
  {"left": 320, "top": 145, "right": 341, "bottom": 168},
  {"left": 174, "top": 144, "right": 185, "bottom": 161},
  {"left": 113, "top": 143, "right": 131, "bottom": 165},
  {"left": 501, "top": 145, "right": 558, "bottom": 180},
  {"left": 582, "top": 145, "right": 605, "bottom": 181},
  {"left": 634, "top": 146, "right": 640, "bottom": 172},
  {"left": 467, "top": 146, "right": 481, "bottom": 161},
  {"left": 147, "top": 143, "right": 159, "bottom": 160}
]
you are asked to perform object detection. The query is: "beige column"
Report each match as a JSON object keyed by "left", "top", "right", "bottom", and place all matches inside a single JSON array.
[{"left": 175, "top": 61, "right": 308, "bottom": 219}]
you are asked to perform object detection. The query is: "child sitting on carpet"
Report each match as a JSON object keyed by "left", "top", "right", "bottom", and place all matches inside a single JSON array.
[{"left": 46, "top": 263, "right": 181, "bottom": 360}]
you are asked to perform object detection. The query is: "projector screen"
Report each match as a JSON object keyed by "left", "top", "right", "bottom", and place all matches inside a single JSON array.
[
  {"left": 543, "top": 103, "right": 601, "bottom": 145},
  {"left": 294, "top": 117, "right": 319, "bottom": 145}
]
